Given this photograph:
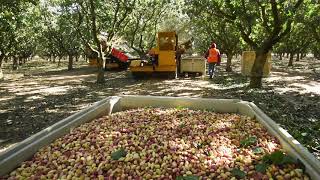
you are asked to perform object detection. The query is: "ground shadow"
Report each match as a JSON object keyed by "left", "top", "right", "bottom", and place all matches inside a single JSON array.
[{"left": 0, "top": 58, "right": 319, "bottom": 159}]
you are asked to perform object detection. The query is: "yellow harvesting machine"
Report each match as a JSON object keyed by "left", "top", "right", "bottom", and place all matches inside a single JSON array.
[{"left": 130, "top": 31, "right": 178, "bottom": 78}]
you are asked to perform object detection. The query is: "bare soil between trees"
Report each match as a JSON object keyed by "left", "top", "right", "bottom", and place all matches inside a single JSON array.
[{"left": 0, "top": 56, "right": 319, "bottom": 160}]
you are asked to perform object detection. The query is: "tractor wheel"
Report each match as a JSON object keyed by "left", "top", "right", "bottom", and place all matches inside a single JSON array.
[
  {"left": 167, "top": 72, "right": 176, "bottom": 79},
  {"left": 131, "top": 72, "right": 146, "bottom": 79}
]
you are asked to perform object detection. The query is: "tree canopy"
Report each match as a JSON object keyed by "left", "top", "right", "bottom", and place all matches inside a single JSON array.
[{"left": 0, "top": 0, "right": 318, "bottom": 86}]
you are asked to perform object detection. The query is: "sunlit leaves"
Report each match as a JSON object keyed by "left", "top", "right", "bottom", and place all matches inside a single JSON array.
[
  {"left": 184, "top": 0, "right": 242, "bottom": 55},
  {"left": 0, "top": 0, "right": 40, "bottom": 56}
]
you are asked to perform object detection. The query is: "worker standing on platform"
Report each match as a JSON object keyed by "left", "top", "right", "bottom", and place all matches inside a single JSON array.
[
  {"left": 205, "top": 43, "right": 221, "bottom": 79},
  {"left": 148, "top": 48, "right": 158, "bottom": 70}
]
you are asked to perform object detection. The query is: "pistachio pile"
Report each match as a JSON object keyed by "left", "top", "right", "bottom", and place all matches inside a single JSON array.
[{"left": 5, "top": 108, "right": 310, "bottom": 179}]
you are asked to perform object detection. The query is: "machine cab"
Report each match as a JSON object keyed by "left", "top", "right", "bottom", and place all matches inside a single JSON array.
[{"left": 158, "top": 32, "right": 177, "bottom": 51}]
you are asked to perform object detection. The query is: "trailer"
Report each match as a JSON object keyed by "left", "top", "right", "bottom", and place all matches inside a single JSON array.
[
  {"left": 86, "top": 44, "right": 131, "bottom": 71},
  {"left": 0, "top": 96, "right": 319, "bottom": 179},
  {"left": 179, "top": 56, "right": 206, "bottom": 77},
  {"left": 104, "top": 48, "right": 130, "bottom": 71}
]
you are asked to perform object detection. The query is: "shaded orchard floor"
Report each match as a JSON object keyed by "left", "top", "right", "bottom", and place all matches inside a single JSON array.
[{"left": 0, "top": 56, "right": 319, "bottom": 160}]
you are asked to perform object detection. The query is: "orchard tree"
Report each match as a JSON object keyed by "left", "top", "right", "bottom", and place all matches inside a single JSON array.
[
  {"left": 291, "top": 0, "right": 318, "bottom": 61},
  {"left": 280, "top": 23, "right": 313, "bottom": 66},
  {"left": 0, "top": 6, "right": 14, "bottom": 79},
  {"left": 158, "top": 1, "right": 191, "bottom": 42},
  {"left": 212, "top": 23, "right": 242, "bottom": 72},
  {"left": 311, "top": 42, "right": 320, "bottom": 59},
  {"left": 186, "top": 6, "right": 242, "bottom": 72},
  {"left": 15, "top": 5, "right": 42, "bottom": 65},
  {"left": 273, "top": 42, "right": 287, "bottom": 60},
  {"left": 39, "top": 3, "right": 68, "bottom": 63},
  {"left": 121, "top": 1, "right": 169, "bottom": 58},
  {"left": 38, "top": 0, "right": 136, "bottom": 82},
  {"left": 121, "top": 0, "right": 192, "bottom": 58},
  {"left": 37, "top": 5, "right": 57, "bottom": 61},
  {"left": 185, "top": 0, "right": 304, "bottom": 88},
  {"left": 304, "top": 2, "right": 320, "bottom": 58},
  {"left": 56, "top": 1, "right": 82, "bottom": 70},
  {"left": 274, "top": 1, "right": 317, "bottom": 61},
  {"left": 39, "top": 0, "right": 82, "bottom": 70},
  {"left": 76, "top": 0, "right": 136, "bottom": 83},
  {"left": 0, "top": 0, "right": 39, "bottom": 77}
]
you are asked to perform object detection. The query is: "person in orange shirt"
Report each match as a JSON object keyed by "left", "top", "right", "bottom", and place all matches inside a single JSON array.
[{"left": 205, "top": 43, "right": 221, "bottom": 79}]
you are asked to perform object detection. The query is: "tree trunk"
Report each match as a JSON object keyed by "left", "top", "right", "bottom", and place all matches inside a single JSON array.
[
  {"left": 96, "top": 59, "right": 104, "bottom": 83},
  {"left": 53, "top": 56, "right": 56, "bottom": 63},
  {"left": 58, "top": 56, "right": 62, "bottom": 67},
  {"left": 68, "top": 55, "right": 73, "bottom": 70},
  {"left": 288, "top": 53, "right": 294, "bottom": 66},
  {"left": 12, "top": 56, "right": 18, "bottom": 70},
  {"left": 296, "top": 53, "right": 300, "bottom": 62},
  {"left": 249, "top": 51, "right": 268, "bottom": 88},
  {"left": 18, "top": 57, "right": 23, "bottom": 65},
  {"left": 300, "top": 53, "right": 305, "bottom": 59},
  {"left": 75, "top": 55, "right": 79, "bottom": 62},
  {"left": 279, "top": 53, "right": 282, "bottom": 60},
  {"left": 0, "top": 68, "right": 3, "bottom": 81},
  {"left": 226, "top": 54, "right": 232, "bottom": 72},
  {"left": 0, "top": 54, "right": 4, "bottom": 81},
  {"left": 286, "top": 53, "right": 289, "bottom": 58},
  {"left": 89, "top": 0, "right": 104, "bottom": 83}
]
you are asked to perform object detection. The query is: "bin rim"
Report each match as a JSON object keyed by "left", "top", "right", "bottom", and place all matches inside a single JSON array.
[{"left": 0, "top": 95, "right": 319, "bottom": 179}]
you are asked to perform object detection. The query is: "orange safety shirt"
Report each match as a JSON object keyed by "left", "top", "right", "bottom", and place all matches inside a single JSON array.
[{"left": 208, "top": 48, "right": 220, "bottom": 63}]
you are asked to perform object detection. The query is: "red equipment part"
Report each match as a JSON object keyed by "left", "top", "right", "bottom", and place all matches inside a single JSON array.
[{"left": 111, "top": 48, "right": 128, "bottom": 62}]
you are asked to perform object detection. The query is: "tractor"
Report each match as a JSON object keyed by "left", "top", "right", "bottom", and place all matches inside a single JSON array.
[{"left": 129, "top": 31, "right": 178, "bottom": 79}]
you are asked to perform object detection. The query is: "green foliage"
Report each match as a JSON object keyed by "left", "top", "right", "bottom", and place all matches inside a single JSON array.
[
  {"left": 1, "top": 0, "right": 318, "bottom": 75},
  {"left": 231, "top": 168, "right": 246, "bottom": 178},
  {"left": 254, "top": 151, "right": 300, "bottom": 175},
  {"left": 179, "top": 123, "right": 186, "bottom": 129},
  {"left": 184, "top": 0, "right": 306, "bottom": 51},
  {"left": 303, "top": 2, "right": 320, "bottom": 57},
  {"left": 111, "top": 148, "right": 127, "bottom": 160},
  {"left": 176, "top": 105, "right": 185, "bottom": 110},
  {"left": 185, "top": 0, "right": 308, "bottom": 87},
  {"left": 176, "top": 175, "right": 199, "bottom": 180},
  {"left": 119, "top": 0, "right": 190, "bottom": 57},
  {"left": 263, "top": 150, "right": 297, "bottom": 165},
  {"left": 120, "top": 1, "right": 168, "bottom": 57},
  {"left": 269, "top": 151, "right": 288, "bottom": 165},
  {"left": 255, "top": 162, "right": 269, "bottom": 173},
  {"left": 183, "top": 2, "right": 243, "bottom": 55},
  {"left": 253, "top": 147, "right": 264, "bottom": 154},
  {"left": 240, "top": 136, "right": 257, "bottom": 147},
  {"left": 37, "top": 0, "right": 82, "bottom": 58},
  {"left": 0, "top": 0, "right": 39, "bottom": 57}
]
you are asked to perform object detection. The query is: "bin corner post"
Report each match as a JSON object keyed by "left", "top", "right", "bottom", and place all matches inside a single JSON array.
[
  {"left": 108, "top": 96, "right": 122, "bottom": 114},
  {"left": 234, "top": 100, "right": 256, "bottom": 118}
]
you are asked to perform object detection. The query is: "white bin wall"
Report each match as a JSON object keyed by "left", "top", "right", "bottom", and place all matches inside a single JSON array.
[
  {"left": 0, "top": 95, "right": 319, "bottom": 179},
  {"left": 0, "top": 96, "right": 121, "bottom": 176}
]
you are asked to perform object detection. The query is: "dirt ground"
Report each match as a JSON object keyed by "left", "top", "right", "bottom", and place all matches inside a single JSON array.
[{"left": 0, "top": 56, "right": 319, "bottom": 160}]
